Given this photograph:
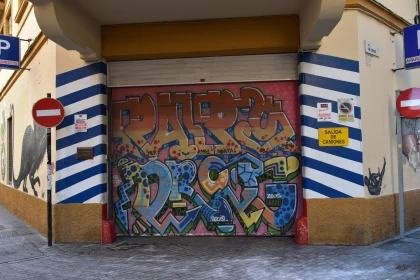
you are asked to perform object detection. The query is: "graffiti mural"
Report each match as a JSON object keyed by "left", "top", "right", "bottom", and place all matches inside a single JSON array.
[
  {"left": 402, "top": 118, "right": 420, "bottom": 173},
  {"left": 364, "top": 158, "right": 386, "bottom": 196},
  {"left": 112, "top": 82, "right": 302, "bottom": 236},
  {"left": 11, "top": 105, "right": 47, "bottom": 197}
]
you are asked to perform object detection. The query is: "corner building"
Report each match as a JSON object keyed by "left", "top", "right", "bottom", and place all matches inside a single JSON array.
[{"left": 0, "top": 0, "right": 417, "bottom": 244}]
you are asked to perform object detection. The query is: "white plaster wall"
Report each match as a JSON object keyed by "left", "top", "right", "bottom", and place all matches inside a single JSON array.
[
  {"left": 357, "top": 11, "right": 420, "bottom": 197},
  {"left": 0, "top": 41, "right": 56, "bottom": 200},
  {"left": 312, "top": 7, "right": 420, "bottom": 197},
  {"left": 316, "top": 10, "right": 359, "bottom": 61},
  {"left": 0, "top": 3, "right": 42, "bottom": 91},
  {"left": 56, "top": 45, "right": 90, "bottom": 75},
  {"left": 357, "top": 12, "right": 396, "bottom": 197},
  {"left": 0, "top": 3, "right": 56, "bottom": 201},
  {"left": 376, "top": 0, "right": 417, "bottom": 24}
]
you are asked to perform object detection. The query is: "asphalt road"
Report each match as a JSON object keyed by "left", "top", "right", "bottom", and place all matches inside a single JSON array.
[{"left": 0, "top": 204, "right": 419, "bottom": 280}]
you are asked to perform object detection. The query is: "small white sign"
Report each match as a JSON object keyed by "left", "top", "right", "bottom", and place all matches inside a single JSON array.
[
  {"left": 365, "top": 41, "right": 380, "bottom": 57},
  {"left": 47, "top": 164, "right": 52, "bottom": 191},
  {"left": 317, "top": 102, "right": 332, "bottom": 122},
  {"left": 74, "top": 114, "right": 87, "bottom": 132}
]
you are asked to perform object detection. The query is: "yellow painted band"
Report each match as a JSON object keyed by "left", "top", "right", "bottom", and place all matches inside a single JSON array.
[{"left": 102, "top": 15, "right": 299, "bottom": 61}]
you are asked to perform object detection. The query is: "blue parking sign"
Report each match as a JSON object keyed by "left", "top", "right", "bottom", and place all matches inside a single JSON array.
[
  {"left": 404, "top": 24, "right": 420, "bottom": 70},
  {"left": 0, "top": 34, "right": 20, "bottom": 70}
]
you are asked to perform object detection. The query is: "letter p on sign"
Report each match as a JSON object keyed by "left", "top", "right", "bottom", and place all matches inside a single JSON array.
[
  {"left": 418, "top": 30, "right": 420, "bottom": 49},
  {"left": 0, "top": 39, "right": 10, "bottom": 54}
]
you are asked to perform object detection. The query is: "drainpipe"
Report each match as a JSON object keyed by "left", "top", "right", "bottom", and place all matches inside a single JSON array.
[{"left": 418, "top": 0, "right": 420, "bottom": 15}]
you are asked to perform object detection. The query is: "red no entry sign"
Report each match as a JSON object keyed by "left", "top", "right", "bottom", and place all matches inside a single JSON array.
[
  {"left": 397, "top": 88, "right": 420, "bottom": 119},
  {"left": 32, "top": 98, "right": 65, "bottom": 128}
]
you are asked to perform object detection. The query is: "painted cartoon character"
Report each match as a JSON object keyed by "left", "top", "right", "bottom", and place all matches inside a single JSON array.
[{"left": 11, "top": 105, "right": 47, "bottom": 197}]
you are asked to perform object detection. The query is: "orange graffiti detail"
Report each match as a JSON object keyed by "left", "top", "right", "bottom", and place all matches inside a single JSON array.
[
  {"left": 113, "top": 87, "right": 298, "bottom": 159},
  {"left": 251, "top": 197, "right": 280, "bottom": 230}
]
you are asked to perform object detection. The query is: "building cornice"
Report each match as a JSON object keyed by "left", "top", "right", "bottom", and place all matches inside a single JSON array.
[{"left": 346, "top": 0, "right": 411, "bottom": 31}]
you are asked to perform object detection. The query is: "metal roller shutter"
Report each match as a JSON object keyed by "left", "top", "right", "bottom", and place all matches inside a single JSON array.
[
  {"left": 109, "top": 54, "right": 303, "bottom": 236},
  {"left": 108, "top": 54, "right": 297, "bottom": 87}
]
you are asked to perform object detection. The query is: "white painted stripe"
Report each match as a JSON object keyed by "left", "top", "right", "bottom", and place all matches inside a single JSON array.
[
  {"left": 83, "top": 192, "right": 107, "bottom": 204},
  {"left": 36, "top": 109, "right": 61, "bottom": 117},
  {"left": 401, "top": 99, "right": 420, "bottom": 107},
  {"left": 55, "top": 174, "right": 107, "bottom": 203},
  {"left": 64, "top": 95, "right": 107, "bottom": 116},
  {"left": 301, "top": 105, "right": 362, "bottom": 129},
  {"left": 56, "top": 155, "right": 107, "bottom": 180},
  {"left": 303, "top": 167, "right": 365, "bottom": 198},
  {"left": 57, "top": 115, "right": 107, "bottom": 140},
  {"left": 303, "top": 189, "right": 328, "bottom": 199},
  {"left": 300, "top": 84, "right": 361, "bottom": 108},
  {"left": 299, "top": 62, "right": 360, "bottom": 84},
  {"left": 301, "top": 126, "right": 362, "bottom": 152},
  {"left": 57, "top": 135, "right": 107, "bottom": 159},
  {"left": 57, "top": 73, "right": 106, "bottom": 98},
  {"left": 301, "top": 146, "right": 363, "bottom": 175}
]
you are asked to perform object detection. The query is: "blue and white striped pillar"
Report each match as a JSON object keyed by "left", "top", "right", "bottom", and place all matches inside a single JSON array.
[
  {"left": 298, "top": 52, "right": 365, "bottom": 199},
  {"left": 55, "top": 62, "right": 108, "bottom": 204}
]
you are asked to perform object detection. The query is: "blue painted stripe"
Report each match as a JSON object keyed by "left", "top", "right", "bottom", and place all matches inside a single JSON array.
[
  {"left": 58, "top": 184, "right": 107, "bottom": 204},
  {"left": 57, "top": 124, "right": 106, "bottom": 150},
  {"left": 303, "top": 178, "right": 352, "bottom": 198},
  {"left": 56, "top": 62, "right": 106, "bottom": 87},
  {"left": 57, "top": 104, "right": 107, "bottom": 130},
  {"left": 56, "top": 144, "right": 107, "bottom": 171},
  {"left": 57, "top": 84, "right": 106, "bottom": 107},
  {"left": 299, "top": 52, "right": 359, "bottom": 73},
  {"left": 301, "top": 116, "right": 362, "bottom": 141},
  {"left": 56, "top": 164, "right": 107, "bottom": 193},
  {"left": 302, "top": 136, "right": 363, "bottom": 163},
  {"left": 299, "top": 73, "right": 360, "bottom": 96},
  {"left": 303, "top": 156, "right": 364, "bottom": 186},
  {"left": 301, "top": 95, "right": 361, "bottom": 119}
]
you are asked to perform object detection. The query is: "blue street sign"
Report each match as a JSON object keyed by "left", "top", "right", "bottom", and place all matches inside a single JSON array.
[
  {"left": 404, "top": 24, "right": 420, "bottom": 70},
  {"left": 0, "top": 34, "right": 20, "bottom": 70}
]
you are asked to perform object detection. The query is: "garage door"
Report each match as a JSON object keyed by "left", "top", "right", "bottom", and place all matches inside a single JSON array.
[{"left": 109, "top": 54, "right": 303, "bottom": 236}]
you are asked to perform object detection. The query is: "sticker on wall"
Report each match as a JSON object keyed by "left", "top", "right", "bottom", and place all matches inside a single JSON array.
[
  {"left": 338, "top": 99, "right": 355, "bottom": 122},
  {"left": 402, "top": 118, "right": 420, "bottom": 173},
  {"left": 74, "top": 114, "right": 87, "bottom": 132},
  {"left": 317, "top": 102, "right": 332, "bottom": 122},
  {"left": 318, "top": 127, "right": 349, "bottom": 147}
]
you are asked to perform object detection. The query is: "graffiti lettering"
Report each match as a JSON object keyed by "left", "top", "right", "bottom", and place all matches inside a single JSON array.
[
  {"left": 211, "top": 216, "right": 226, "bottom": 222},
  {"left": 112, "top": 86, "right": 300, "bottom": 161},
  {"left": 112, "top": 82, "right": 302, "bottom": 236},
  {"left": 199, "top": 149, "right": 211, "bottom": 155}
]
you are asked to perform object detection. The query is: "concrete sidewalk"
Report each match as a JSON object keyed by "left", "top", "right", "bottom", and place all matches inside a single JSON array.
[{"left": 0, "top": 204, "right": 419, "bottom": 280}]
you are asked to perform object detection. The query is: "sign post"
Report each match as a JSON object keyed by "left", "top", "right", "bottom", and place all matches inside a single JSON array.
[
  {"left": 32, "top": 94, "right": 65, "bottom": 246},
  {"left": 396, "top": 91, "right": 405, "bottom": 239},
  {"left": 46, "top": 118, "right": 52, "bottom": 247}
]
